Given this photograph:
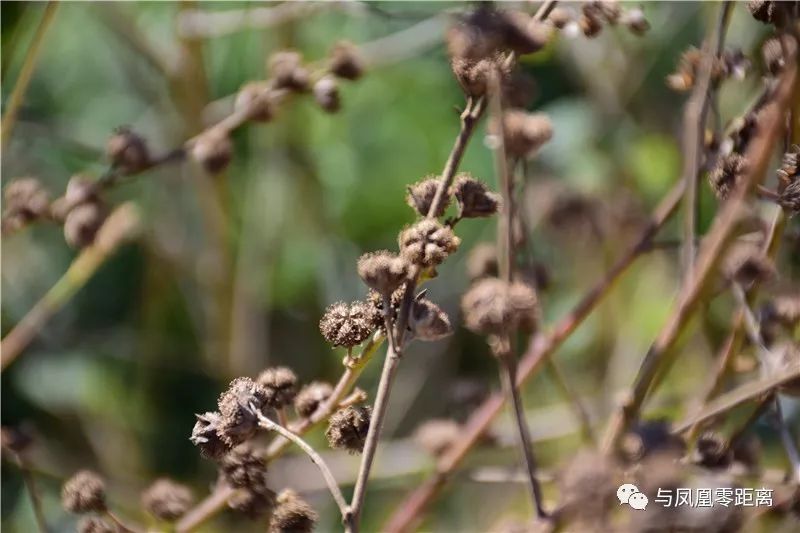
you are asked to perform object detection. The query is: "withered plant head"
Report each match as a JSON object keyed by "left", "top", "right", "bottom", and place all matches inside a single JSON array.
[
  {"left": 558, "top": 450, "right": 619, "bottom": 526},
  {"left": 357, "top": 250, "right": 408, "bottom": 296},
  {"left": 3, "top": 177, "right": 50, "bottom": 223},
  {"left": 220, "top": 444, "right": 270, "bottom": 495},
  {"left": 398, "top": 218, "right": 460, "bottom": 268},
  {"left": 191, "top": 130, "right": 233, "bottom": 175},
  {"left": 329, "top": 40, "right": 364, "bottom": 81},
  {"left": 141, "top": 478, "right": 194, "bottom": 522},
  {"left": 413, "top": 418, "right": 461, "bottom": 457},
  {"left": 61, "top": 470, "right": 107, "bottom": 514},
  {"left": 190, "top": 411, "right": 229, "bottom": 460},
  {"left": 294, "top": 381, "right": 333, "bottom": 418},
  {"left": 406, "top": 176, "right": 451, "bottom": 218},
  {"left": 269, "top": 489, "right": 318, "bottom": 533},
  {"left": 450, "top": 174, "right": 501, "bottom": 219},
  {"left": 257, "top": 366, "right": 299, "bottom": 409},
  {"left": 235, "top": 82, "right": 274, "bottom": 123},
  {"left": 269, "top": 50, "right": 310, "bottom": 92},
  {"left": 319, "top": 301, "right": 378, "bottom": 348},
  {"left": 326, "top": 405, "right": 371, "bottom": 453},
  {"left": 106, "top": 126, "right": 149, "bottom": 173},
  {"left": 708, "top": 152, "right": 748, "bottom": 200},
  {"left": 217, "top": 377, "right": 270, "bottom": 447},
  {"left": 693, "top": 431, "right": 733, "bottom": 470},
  {"left": 77, "top": 516, "right": 115, "bottom": 533},
  {"left": 451, "top": 53, "right": 512, "bottom": 99},
  {"left": 409, "top": 296, "right": 452, "bottom": 341},
  {"left": 313, "top": 76, "right": 341, "bottom": 113},
  {"left": 461, "top": 278, "right": 539, "bottom": 337},
  {"left": 502, "top": 110, "right": 553, "bottom": 159}
]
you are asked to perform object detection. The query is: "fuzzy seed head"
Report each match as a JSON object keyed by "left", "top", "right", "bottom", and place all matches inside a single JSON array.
[
  {"left": 708, "top": 153, "right": 747, "bottom": 200},
  {"left": 461, "top": 278, "right": 538, "bottom": 337},
  {"left": 4, "top": 178, "right": 50, "bottom": 222},
  {"left": 235, "top": 82, "right": 273, "bottom": 122},
  {"left": 191, "top": 131, "right": 233, "bottom": 175},
  {"left": 64, "top": 202, "right": 107, "bottom": 249},
  {"left": 217, "top": 377, "right": 270, "bottom": 447},
  {"left": 502, "top": 110, "right": 553, "bottom": 158},
  {"left": 256, "top": 366, "right": 299, "bottom": 409},
  {"left": 329, "top": 40, "right": 364, "bottom": 80},
  {"left": 450, "top": 174, "right": 500, "bottom": 218},
  {"left": 451, "top": 53, "right": 512, "bottom": 98},
  {"left": 77, "top": 516, "right": 115, "bottom": 533},
  {"left": 357, "top": 250, "right": 408, "bottom": 295},
  {"left": 269, "top": 489, "right": 318, "bottom": 533},
  {"left": 220, "top": 444, "right": 270, "bottom": 494},
  {"left": 410, "top": 297, "right": 453, "bottom": 341},
  {"left": 406, "top": 176, "right": 450, "bottom": 218},
  {"left": 141, "top": 478, "right": 194, "bottom": 521},
  {"left": 326, "top": 405, "right": 371, "bottom": 453},
  {"left": 106, "top": 127, "right": 149, "bottom": 173},
  {"left": 413, "top": 419, "right": 461, "bottom": 457},
  {"left": 190, "top": 411, "right": 229, "bottom": 460},
  {"left": 313, "top": 76, "right": 341, "bottom": 113},
  {"left": 319, "top": 301, "right": 377, "bottom": 347},
  {"left": 398, "top": 219, "right": 460, "bottom": 268},
  {"left": 62, "top": 470, "right": 106, "bottom": 514},
  {"left": 269, "top": 50, "right": 310, "bottom": 92},
  {"left": 294, "top": 381, "right": 334, "bottom": 418},
  {"left": 366, "top": 286, "right": 406, "bottom": 330}
]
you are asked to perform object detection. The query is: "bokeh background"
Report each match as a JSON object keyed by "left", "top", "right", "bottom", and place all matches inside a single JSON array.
[{"left": 2, "top": 2, "right": 798, "bottom": 532}]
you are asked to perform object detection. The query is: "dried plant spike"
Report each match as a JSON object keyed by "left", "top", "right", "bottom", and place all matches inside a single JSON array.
[
  {"left": 461, "top": 278, "right": 539, "bottom": 337},
  {"left": 406, "top": 176, "right": 451, "bottom": 218},
  {"left": 235, "top": 82, "right": 273, "bottom": 122},
  {"left": 190, "top": 411, "right": 229, "bottom": 460},
  {"left": 294, "top": 381, "right": 334, "bottom": 418},
  {"left": 77, "top": 516, "right": 115, "bottom": 533},
  {"left": 217, "top": 377, "right": 270, "bottom": 447},
  {"left": 191, "top": 130, "right": 233, "bottom": 175},
  {"left": 313, "top": 75, "right": 341, "bottom": 113},
  {"left": 410, "top": 297, "right": 453, "bottom": 341},
  {"left": 106, "top": 126, "right": 149, "bottom": 173},
  {"left": 64, "top": 202, "right": 107, "bottom": 249},
  {"left": 708, "top": 153, "right": 748, "bottom": 200},
  {"left": 269, "top": 489, "right": 318, "bottom": 533},
  {"left": 220, "top": 444, "right": 271, "bottom": 494},
  {"left": 141, "top": 478, "right": 194, "bottom": 522},
  {"left": 61, "top": 470, "right": 106, "bottom": 514},
  {"left": 326, "top": 405, "right": 371, "bottom": 453},
  {"left": 319, "top": 301, "right": 377, "bottom": 347},
  {"left": 329, "top": 40, "right": 364, "bottom": 80},
  {"left": 268, "top": 50, "right": 310, "bottom": 92},
  {"left": 450, "top": 174, "right": 501, "bottom": 218},
  {"left": 413, "top": 419, "right": 461, "bottom": 457},
  {"left": 357, "top": 250, "right": 408, "bottom": 295},
  {"left": 398, "top": 218, "right": 460, "bottom": 268},
  {"left": 502, "top": 110, "right": 553, "bottom": 159},
  {"left": 257, "top": 366, "right": 299, "bottom": 409}
]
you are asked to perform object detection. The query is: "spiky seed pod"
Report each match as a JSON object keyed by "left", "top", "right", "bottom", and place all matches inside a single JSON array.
[
  {"left": 467, "top": 243, "right": 499, "bottom": 281},
  {"left": 547, "top": 7, "right": 574, "bottom": 29},
  {"left": 220, "top": 444, "right": 271, "bottom": 494},
  {"left": 693, "top": 432, "right": 733, "bottom": 469},
  {"left": 269, "top": 489, "right": 318, "bottom": 533},
  {"left": 357, "top": 250, "right": 408, "bottom": 295},
  {"left": 326, "top": 405, "right": 371, "bottom": 453},
  {"left": 779, "top": 179, "right": 800, "bottom": 214},
  {"left": 77, "top": 516, "right": 115, "bottom": 533},
  {"left": 622, "top": 7, "right": 649, "bottom": 36},
  {"left": 722, "top": 243, "right": 775, "bottom": 286},
  {"left": 312, "top": 76, "right": 340, "bottom": 113},
  {"left": 558, "top": 450, "right": 618, "bottom": 526},
  {"left": 106, "top": 127, "right": 149, "bottom": 173},
  {"left": 398, "top": 219, "right": 460, "bottom": 267},
  {"left": 190, "top": 411, "right": 229, "bottom": 460},
  {"left": 502, "top": 110, "right": 553, "bottom": 158},
  {"left": 777, "top": 145, "right": 799, "bottom": 186},
  {"left": 708, "top": 153, "right": 747, "bottom": 200},
  {"left": 329, "top": 40, "right": 364, "bottom": 80},
  {"left": 4, "top": 178, "right": 50, "bottom": 222},
  {"left": 191, "top": 131, "right": 233, "bottom": 175},
  {"left": 64, "top": 202, "right": 107, "bottom": 249},
  {"left": 413, "top": 419, "right": 461, "bottom": 457},
  {"left": 0, "top": 425, "right": 33, "bottom": 453},
  {"left": 450, "top": 174, "right": 500, "bottom": 218},
  {"left": 268, "top": 50, "right": 310, "bottom": 92},
  {"left": 461, "top": 278, "right": 538, "bottom": 337},
  {"left": 141, "top": 478, "right": 194, "bottom": 521},
  {"left": 410, "top": 298, "right": 452, "bottom": 341},
  {"left": 294, "top": 381, "right": 333, "bottom": 418},
  {"left": 235, "top": 82, "right": 273, "bottom": 122},
  {"left": 61, "top": 470, "right": 107, "bottom": 514},
  {"left": 407, "top": 177, "right": 450, "bottom": 218},
  {"left": 319, "top": 301, "right": 377, "bottom": 347},
  {"left": 217, "top": 377, "right": 270, "bottom": 447},
  {"left": 228, "top": 488, "right": 276, "bottom": 519},
  {"left": 366, "top": 286, "right": 406, "bottom": 329},
  {"left": 256, "top": 366, "right": 299, "bottom": 409},
  {"left": 451, "top": 53, "right": 512, "bottom": 98}
]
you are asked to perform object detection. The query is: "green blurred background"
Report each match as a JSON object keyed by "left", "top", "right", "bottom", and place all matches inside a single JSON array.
[{"left": 2, "top": 2, "right": 797, "bottom": 532}]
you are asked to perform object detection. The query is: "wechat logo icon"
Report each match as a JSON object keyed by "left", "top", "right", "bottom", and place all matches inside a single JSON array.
[{"left": 617, "top": 483, "right": 648, "bottom": 510}]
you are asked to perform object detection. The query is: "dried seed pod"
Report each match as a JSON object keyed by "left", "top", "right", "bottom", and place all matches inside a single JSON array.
[
  {"left": 313, "top": 76, "right": 341, "bottom": 113},
  {"left": 398, "top": 219, "right": 460, "bottom": 267},
  {"left": 269, "top": 489, "right": 318, "bottom": 533},
  {"left": 461, "top": 278, "right": 538, "bottom": 336},
  {"left": 235, "top": 82, "right": 273, "bottom": 122},
  {"left": 502, "top": 110, "right": 553, "bottom": 158},
  {"left": 708, "top": 153, "right": 747, "bottom": 200},
  {"left": 64, "top": 202, "right": 107, "bottom": 249},
  {"left": 294, "top": 381, "right": 333, "bottom": 418},
  {"left": 220, "top": 444, "right": 270, "bottom": 494},
  {"left": 77, "top": 516, "right": 115, "bottom": 533},
  {"left": 268, "top": 50, "right": 310, "bottom": 92},
  {"left": 622, "top": 7, "right": 650, "bottom": 36},
  {"left": 257, "top": 366, "right": 299, "bottom": 409},
  {"left": 357, "top": 250, "right": 408, "bottom": 295},
  {"left": 106, "top": 127, "right": 149, "bottom": 173},
  {"left": 451, "top": 53, "right": 512, "bottom": 98},
  {"left": 450, "top": 174, "right": 500, "bottom": 218},
  {"left": 367, "top": 286, "right": 406, "bottom": 329},
  {"left": 779, "top": 179, "right": 800, "bottom": 214},
  {"left": 329, "top": 40, "right": 364, "bottom": 80},
  {"left": 693, "top": 432, "right": 733, "bottom": 469},
  {"left": 228, "top": 488, "right": 276, "bottom": 519},
  {"left": 413, "top": 419, "right": 461, "bottom": 457},
  {"left": 319, "top": 301, "right": 377, "bottom": 347},
  {"left": 776, "top": 145, "right": 799, "bottom": 186},
  {"left": 190, "top": 411, "right": 229, "bottom": 460},
  {"left": 326, "top": 405, "right": 371, "bottom": 453},
  {"left": 406, "top": 176, "right": 450, "bottom": 217},
  {"left": 3, "top": 177, "right": 51, "bottom": 222},
  {"left": 217, "top": 377, "right": 270, "bottom": 447},
  {"left": 410, "top": 297, "right": 452, "bottom": 341},
  {"left": 191, "top": 130, "right": 233, "bottom": 175},
  {"left": 61, "top": 470, "right": 106, "bottom": 514},
  {"left": 466, "top": 243, "right": 499, "bottom": 281},
  {"left": 141, "top": 478, "right": 194, "bottom": 521}
]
